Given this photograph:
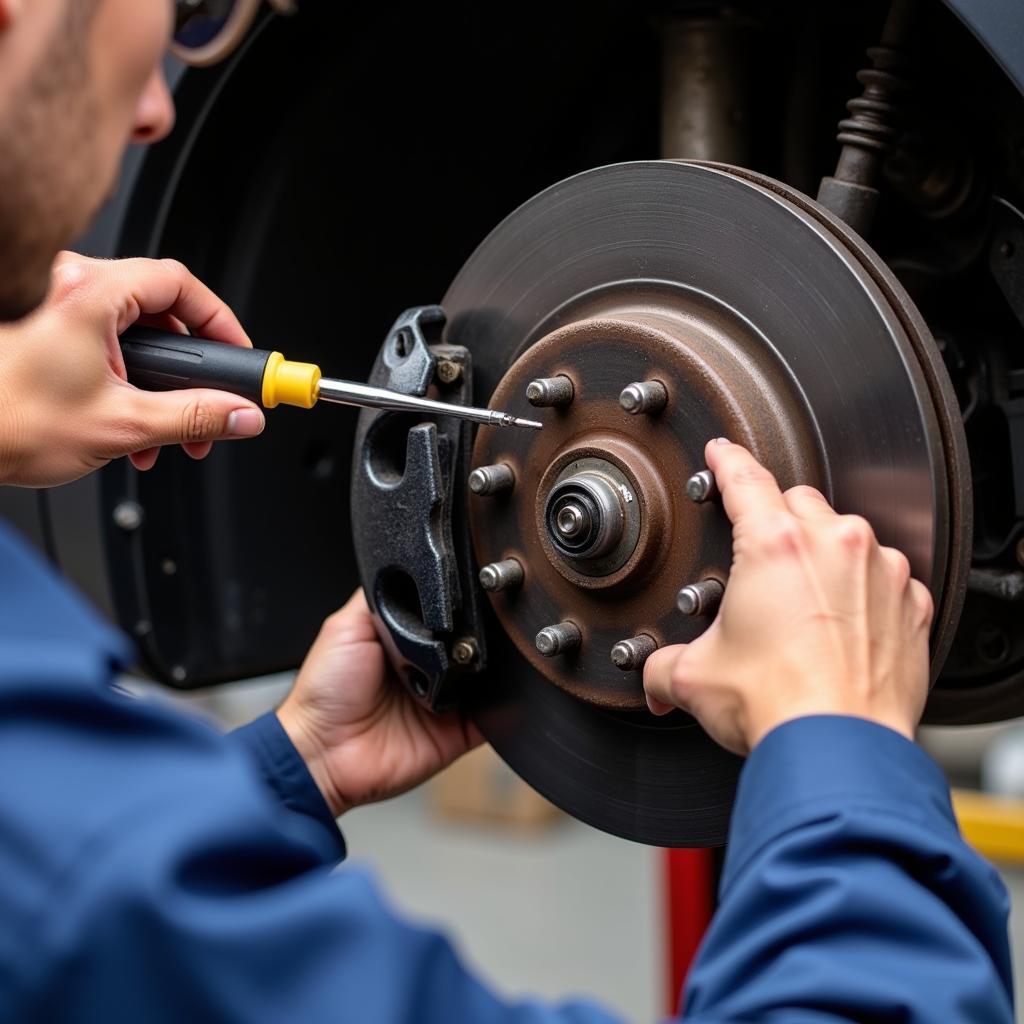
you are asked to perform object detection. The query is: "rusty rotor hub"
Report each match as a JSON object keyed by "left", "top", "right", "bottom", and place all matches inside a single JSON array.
[
  {"left": 469, "top": 303, "right": 826, "bottom": 709},
  {"left": 442, "top": 160, "right": 970, "bottom": 847}
]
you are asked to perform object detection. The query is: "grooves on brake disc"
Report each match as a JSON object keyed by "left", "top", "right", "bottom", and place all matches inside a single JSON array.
[{"left": 435, "top": 160, "right": 968, "bottom": 847}]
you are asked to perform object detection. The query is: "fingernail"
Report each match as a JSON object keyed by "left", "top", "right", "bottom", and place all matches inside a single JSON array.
[
  {"left": 714, "top": 437, "right": 731, "bottom": 445},
  {"left": 645, "top": 694, "right": 666, "bottom": 716},
  {"left": 227, "top": 408, "right": 265, "bottom": 437}
]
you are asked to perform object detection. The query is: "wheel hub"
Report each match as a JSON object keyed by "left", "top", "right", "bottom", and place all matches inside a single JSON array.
[{"left": 469, "top": 304, "right": 824, "bottom": 709}]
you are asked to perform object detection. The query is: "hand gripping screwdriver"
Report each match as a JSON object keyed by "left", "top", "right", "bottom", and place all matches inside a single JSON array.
[{"left": 119, "top": 327, "right": 542, "bottom": 430}]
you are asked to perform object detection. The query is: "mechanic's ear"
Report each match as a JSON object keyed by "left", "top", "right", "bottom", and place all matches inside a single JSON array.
[
  {"left": 0, "top": 0, "right": 23, "bottom": 32},
  {"left": 131, "top": 68, "right": 175, "bottom": 144}
]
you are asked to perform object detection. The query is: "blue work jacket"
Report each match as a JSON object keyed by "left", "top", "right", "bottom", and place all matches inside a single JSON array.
[{"left": 0, "top": 520, "right": 1013, "bottom": 1022}]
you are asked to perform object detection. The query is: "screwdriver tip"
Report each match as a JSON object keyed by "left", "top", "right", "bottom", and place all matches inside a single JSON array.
[{"left": 487, "top": 410, "right": 543, "bottom": 430}]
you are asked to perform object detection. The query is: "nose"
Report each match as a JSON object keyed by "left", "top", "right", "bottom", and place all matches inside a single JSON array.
[{"left": 131, "top": 69, "right": 176, "bottom": 144}]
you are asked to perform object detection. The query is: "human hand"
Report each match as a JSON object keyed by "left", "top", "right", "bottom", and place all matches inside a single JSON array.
[
  {"left": 644, "top": 440, "right": 934, "bottom": 756},
  {"left": 277, "top": 591, "right": 483, "bottom": 817},
  {"left": 0, "top": 252, "right": 265, "bottom": 486}
]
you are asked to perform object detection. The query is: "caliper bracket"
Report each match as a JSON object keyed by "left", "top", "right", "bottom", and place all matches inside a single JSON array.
[{"left": 351, "top": 306, "right": 486, "bottom": 710}]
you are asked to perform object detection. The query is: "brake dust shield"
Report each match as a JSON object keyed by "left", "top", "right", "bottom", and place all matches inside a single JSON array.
[{"left": 436, "top": 160, "right": 968, "bottom": 847}]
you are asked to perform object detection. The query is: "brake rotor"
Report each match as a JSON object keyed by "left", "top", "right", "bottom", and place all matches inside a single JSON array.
[{"left": 442, "top": 160, "right": 969, "bottom": 847}]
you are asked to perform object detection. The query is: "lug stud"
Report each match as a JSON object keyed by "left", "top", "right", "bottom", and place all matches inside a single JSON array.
[
  {"left": 535, "top": 621, "right": 582, "bottom": 657},
  {"left": 479, "top": 558, "right": 524, "bottom": 593},
  {"left": 677, "top": 578, "right": 725, "bottom": 616},
  {"left": 526, "top": 375, "right": 574, "bottom": 408},
  {"left": 619, "top": 380, "right": 668, "bottom": 415},
  {"left": 469, "top": 463, "right": 515, "bottom": 496},
  {"left": 686, "top": 469, "right": 719, "bottom": 503},
  {"left": 610, "top": 633, "right": 658, "bottom": 671}
]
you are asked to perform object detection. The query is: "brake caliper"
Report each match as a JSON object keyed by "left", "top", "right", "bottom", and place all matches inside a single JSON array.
[{"left": 351, "top": 306, "right": 485, "bottom": 710}]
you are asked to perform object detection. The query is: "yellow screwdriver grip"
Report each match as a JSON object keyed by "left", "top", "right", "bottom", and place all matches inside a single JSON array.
[{"left": 262, "top": 352, "right": 322, "bottom": 409}]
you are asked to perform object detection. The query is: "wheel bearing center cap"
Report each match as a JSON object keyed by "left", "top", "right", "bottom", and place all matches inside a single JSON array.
[
  {"left": 544, "top": 460, "right": 639, "bottom": 574},
  {"left": 555, "top": 504, "right": 586, "bottom": 539}
]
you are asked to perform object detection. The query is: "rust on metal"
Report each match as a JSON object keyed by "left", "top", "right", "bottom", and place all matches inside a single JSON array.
[
  {"left": 469, "top": 305, "right": 826, "bottom": 710},
  {"left": 441, "top": 159, "right": 966, "bottom": 846}
]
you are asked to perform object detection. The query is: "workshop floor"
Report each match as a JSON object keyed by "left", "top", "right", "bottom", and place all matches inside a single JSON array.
[
  {"left": 161, "top": 679, "right": 1024, "bottom": 1022},
  {"left": 343, "top": 791, "right": 661, "bottom": 1022}
]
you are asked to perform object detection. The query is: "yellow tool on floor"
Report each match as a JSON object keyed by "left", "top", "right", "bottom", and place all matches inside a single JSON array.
[{"left": 954, "top": 789, "right": 1024, "bottom": 865}]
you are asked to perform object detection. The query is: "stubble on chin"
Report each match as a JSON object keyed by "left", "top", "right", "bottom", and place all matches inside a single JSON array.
[{"left": 0, "top": 15, "right": 102, "bottom": 323}]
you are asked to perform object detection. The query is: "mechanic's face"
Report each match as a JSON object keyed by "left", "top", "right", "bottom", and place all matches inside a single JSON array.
[{"left": 0, "top": 0, "right": 174, "bottom": 321}]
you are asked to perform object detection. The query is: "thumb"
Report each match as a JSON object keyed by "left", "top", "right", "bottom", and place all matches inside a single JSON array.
[
  {"left": 318, "top": 591, "right": 378, "bottom": 646},
  {"left": 643, "top": 643, "right": 689, "bottom": 715},
  {"left": 642, "top": 624, "right": 720, "bottom": 716},
  {"left": 127, "top": 389, "right": 265, "bottom": 449}
]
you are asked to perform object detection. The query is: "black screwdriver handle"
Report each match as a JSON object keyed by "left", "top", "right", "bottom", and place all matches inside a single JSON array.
[{"left": 120, "top": 326, "right": 273, "bottom": 406}]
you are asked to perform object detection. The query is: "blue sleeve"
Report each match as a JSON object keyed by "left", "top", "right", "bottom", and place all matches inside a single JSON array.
[
  {"left": 230, "top": 711, "right": 348, "bottom": 864},
  {"left": 0, "top": 521, "right": 618, "bottom": 1024},
  {"left": 1, "top": 681, "right": 618, "bottom": 1024},
  {"left": 683, "top": 716, "right": 1014, "bottom": 1023}
]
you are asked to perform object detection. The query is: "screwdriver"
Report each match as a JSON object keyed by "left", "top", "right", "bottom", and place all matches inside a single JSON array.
[{"left": 119, "top": 327, "right": 543, "bottom": 430}]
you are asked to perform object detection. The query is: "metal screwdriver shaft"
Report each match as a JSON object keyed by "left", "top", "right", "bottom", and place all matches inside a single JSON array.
[{"left": 316, "top": 377, "right": 542, "bottom": 430}]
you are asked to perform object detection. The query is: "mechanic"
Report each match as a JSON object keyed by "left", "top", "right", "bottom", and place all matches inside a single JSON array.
[{"left": 0, "top": 2, "right": 1013, "bottom": 1022}]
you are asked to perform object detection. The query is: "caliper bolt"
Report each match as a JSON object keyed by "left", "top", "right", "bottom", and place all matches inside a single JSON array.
[
  {"left": 526, "top": 375, "right": 575, "bottom": 408},
  {"left": 469, "top": 463, "right": 515, "bottom": 496},
  {"left": 677, "top": 578, "right": 725, "bottom": 617},
  {"left": 452, "top": 638, "right": 480, "bottom": 667},
  {"left": 535, "top": 621, "right": 582, "bottom": 657},
  {"left": 619, "top": 380, "right": 668, "bottom": 416},
  {"left": 435, "top": 359, "right": 462, "bottom": 385},
  {"left": 479, "top": 558, "right": 524, "bottom": 593},
  {"left": 610, "top": 633, "right": 659, "bottom": 671},
  {"left": 686, "top": 469, "right": 719, "bottom": 503}
]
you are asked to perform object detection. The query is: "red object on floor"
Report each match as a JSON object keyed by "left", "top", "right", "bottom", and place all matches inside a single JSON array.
[{"left": 663, "top": 848, "right": 715, "bottom": 1016}]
